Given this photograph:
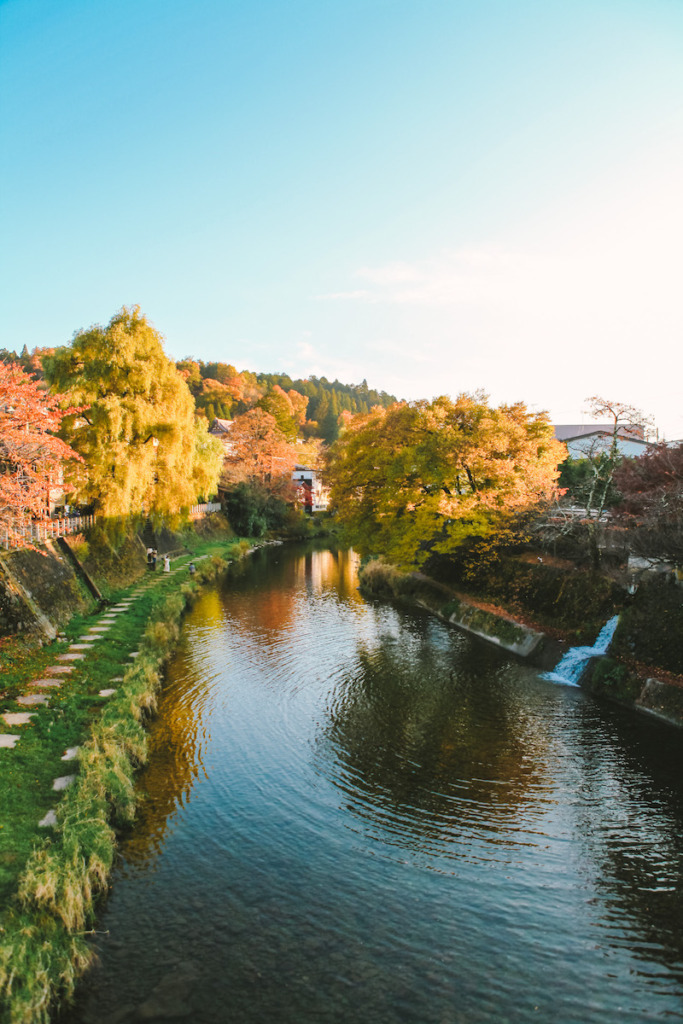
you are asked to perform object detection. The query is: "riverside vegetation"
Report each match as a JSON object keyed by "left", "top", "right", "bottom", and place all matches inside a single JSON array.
[{"left": 0, "top": 527, "right": 253, "bottom": 1024}]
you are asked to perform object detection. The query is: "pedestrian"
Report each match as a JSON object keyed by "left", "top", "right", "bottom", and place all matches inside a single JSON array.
[
  {"left": 147, "top": 547, "right": 154, "bottom": 571},
  {"left": 163, "top": 554, "right": 171, "bottom": 572},
  {"left": 188, "top": 561, "right": 196, "bottom": 575},
  {"left": 152, "top": 549, "right": 158, "bottom": 571}
]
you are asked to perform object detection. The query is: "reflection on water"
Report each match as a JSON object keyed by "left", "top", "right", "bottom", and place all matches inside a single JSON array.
[{"left": 63, "top": 544, "right": 683, "bottom": 1024}]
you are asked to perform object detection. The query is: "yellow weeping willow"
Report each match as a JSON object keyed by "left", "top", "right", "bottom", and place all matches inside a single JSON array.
[
  {"left": 324, "top": 393, "right": 566, "bottom": 568},
  {"left": 44, "top": 306, "right": 224, "bottom": 517}
]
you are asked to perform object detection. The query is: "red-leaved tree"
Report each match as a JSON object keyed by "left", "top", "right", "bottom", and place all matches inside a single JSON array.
[
  {"left": 0, "top": 361, "right": 82, "bottom": 546},
  {"left": 613, "top": 442, "right": 683, "bottom": 565}
]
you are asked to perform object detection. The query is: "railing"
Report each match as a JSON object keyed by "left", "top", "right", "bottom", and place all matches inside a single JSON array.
[
  {"left": 0, "top": 514, "right": 96, "bottom": 550},
  {"left": 188, "top": 502, "right": 222, "bottom": 519}
]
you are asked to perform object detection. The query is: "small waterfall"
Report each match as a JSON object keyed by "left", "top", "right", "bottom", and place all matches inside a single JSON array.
[{"left": 542, "top": 615, "right": 619, "bottom": 687}]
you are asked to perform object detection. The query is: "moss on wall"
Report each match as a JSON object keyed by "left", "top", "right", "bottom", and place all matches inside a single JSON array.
[
  {"left": 458, "top": 557, "right": 622, "bottom": 639},
  {"left": 586, "top": 657, "right": 642, "bottom": 703},
  {"left": 0, "top": 544, "right": 93, "bottom": 635},
  {"left": 358, "top": 560, "right": 543, "bottom": 657}
]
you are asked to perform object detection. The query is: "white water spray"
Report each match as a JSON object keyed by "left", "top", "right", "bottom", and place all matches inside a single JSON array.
[{"left": 542, "top": 615, "right": 620, "bottom": 687}]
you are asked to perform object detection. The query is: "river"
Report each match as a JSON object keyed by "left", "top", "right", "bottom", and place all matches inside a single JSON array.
[{"left": 63, "top": 544, "right": 683, "bottom": 1023}]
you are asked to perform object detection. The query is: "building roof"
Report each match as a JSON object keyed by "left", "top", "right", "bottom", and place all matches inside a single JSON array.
[
  {"left": 209, "top": 417, "right": 233, "bottom": 436},
  {"left": 564, "top": 432, "right": 653, "bottom": 459},
  {"left": 554, "top": 423, "right": 645, "bottom": 441}
]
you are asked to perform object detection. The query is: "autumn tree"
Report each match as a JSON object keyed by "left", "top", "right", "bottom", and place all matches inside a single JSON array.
[
  {"left": 324, "top": 393, "right": 564, "bottom": 568},
  {"left": 44, "top": 307, "right": 224, "bottom": 518},
  {"left": 220, "top": 408, "right": 298, "bottom": 497},
  {"left": 613, "top": 442, "right": 683, "bottom": 565},
  {"left": 191, "top": 417, "right": 228, "bottom": 502},
  {"left": 0, "top": 361, "right": 82, "bottom": 543}
]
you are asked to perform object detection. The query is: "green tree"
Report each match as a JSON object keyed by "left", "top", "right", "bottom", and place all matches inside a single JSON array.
[
  {"left": 257, "top": 385, "right": 299, "bottom": 440},
  {"left": 324, "top": 393, "right": 564, "bottom": 568},
  {"left": 191, "top": 417, "right": 226, "bottom": 502},
  {"left": 44, "top": 306, "right": 222, "bottom": 517}
]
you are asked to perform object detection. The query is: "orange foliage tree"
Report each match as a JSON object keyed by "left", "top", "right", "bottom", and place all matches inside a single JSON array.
[
  {"left": 220, "top": 408, "right": 299, "bottom": 499},
  {"left": 324, "top": 393, "right": 564, "bottom": 568},
  {"left": 0, "top": 362, "right": 82, "bottom": 544}
]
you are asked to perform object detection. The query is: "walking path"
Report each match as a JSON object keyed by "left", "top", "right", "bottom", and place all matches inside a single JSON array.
[{"left": 0, "top": 555, "right": 203, "bottom": 827}]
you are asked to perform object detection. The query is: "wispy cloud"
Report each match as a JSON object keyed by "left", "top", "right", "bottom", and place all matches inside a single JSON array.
[{"left": 316, "top": 247, "right": 534, "bottom": 306}]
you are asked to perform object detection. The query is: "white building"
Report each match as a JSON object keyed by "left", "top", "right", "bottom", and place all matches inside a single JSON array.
[{"left": 292, "top": 465, "right": 329, "bottom": 512}]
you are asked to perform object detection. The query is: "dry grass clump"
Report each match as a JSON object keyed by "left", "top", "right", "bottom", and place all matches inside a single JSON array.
[
  {"left": 358, "top": 558, "right": 408, "bottom": 598},
  {"left": 0, "top": 913, "right": 93, "bottom": 1024}
]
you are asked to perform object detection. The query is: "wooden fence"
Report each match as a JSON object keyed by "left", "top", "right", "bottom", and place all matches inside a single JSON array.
[
  {"left": 0, "top": 514, "right": 96, "bottom": 551},
  {"left": 188, "top": 501, "right": 222, "bottom": 519},
  {"left": 1, "top": 502, "right": 222, "bottom": 550}
]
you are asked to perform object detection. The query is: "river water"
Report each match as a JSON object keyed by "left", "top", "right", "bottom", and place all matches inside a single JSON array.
[{"left": 64, "top": 544, "right": 683, "bottom": 1023}]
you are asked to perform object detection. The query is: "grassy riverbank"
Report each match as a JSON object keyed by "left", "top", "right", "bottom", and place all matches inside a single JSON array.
[{"left": 0, "top": 533, "right": 251, "bottom": 1024}]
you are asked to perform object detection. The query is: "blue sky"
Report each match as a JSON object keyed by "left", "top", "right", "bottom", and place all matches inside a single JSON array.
[{"left": 2, "top": 0, "right": 682, "bottom": 437}]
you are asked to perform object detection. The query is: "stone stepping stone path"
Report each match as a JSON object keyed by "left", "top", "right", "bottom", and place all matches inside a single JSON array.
[
  {"left": 1, "top": 579, "right": 175, "bottom": 825},
  {"left": 52, "top": 774, "right": 76, "bottom": 792},
  {"left": 3, "top": 712, "right": 35, "bottom": 726}
]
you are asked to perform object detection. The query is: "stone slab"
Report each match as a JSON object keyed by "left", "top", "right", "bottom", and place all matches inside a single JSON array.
[
  {"left": 99, "top": 688, "right": 117, "bottom": 697},
  {"left": 56, "top": 653, "right": 85, "bottom": 661},
  {"left": 2, "top": 712, "right": 35, "bottom": 726},
  {"left": 0, "top": 735, "right": 20, "bottom": 748},
  {"left": 111, "top": 676, "right": 124, "bottom": 682},
  {"left": 45, "top": 666, "right": 74, "bottom": 674},
  {"left": 29, "top": 679, "right": 62, "bottom": 689},
  {"left": 69, "top": 643, "right": 94, "bottom": 650},
  {"left": 81, "top": 634, "right": 104, "bottom": 640},
  {"left": 89, "top": 626, "right": 111, "bottom": 633},
  {"left": 61, "top": 746, "right": 80, "bottom": 761},
  {"left": 39, "top": 809, "right": 58, "bottom": 827},
  {"left": 52, "top": 774, "right": 76, "bottom": 791},
  {"left": 17, "top": 694, "right": 49, "bottom": 706},
  {"left": 129, "top": 651, "right": 140, "bottom": 658}
]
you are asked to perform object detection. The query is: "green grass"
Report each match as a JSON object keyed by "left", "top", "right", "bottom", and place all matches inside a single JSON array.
[{"left": 0, "top": 536, "right": 250, "bottom": 1024}]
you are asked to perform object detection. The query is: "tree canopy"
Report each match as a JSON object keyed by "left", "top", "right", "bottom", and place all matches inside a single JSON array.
[
  {"left": 220, "top": 408, "right": 299, "bottom": 498},
  {"left": 613, "top": 442, "right": 683, "bottom": 565},
  {"left": 0, "top": 361, "right": 82, "bottom": 542},
  {"left": 324, "top": 393, "right": 564, "bottom": 568},
  {"left": 44, "top": 306, "right": 223, "bottom": 517}
]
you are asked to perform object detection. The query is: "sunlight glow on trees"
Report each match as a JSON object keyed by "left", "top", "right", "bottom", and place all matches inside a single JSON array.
[
  {"left": 324, "top": 393, "right": 564, "bottom": 568},
  {"left": 44, "top": 307, "right": 223, "bottom": 518},
  {"left": 0, "top": 361, "right": 82, "bottom": 542}
]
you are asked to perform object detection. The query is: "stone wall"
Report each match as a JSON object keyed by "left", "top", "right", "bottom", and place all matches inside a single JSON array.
[{"left": 0, "top": 542, "right": 94, "bottom": 636}]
